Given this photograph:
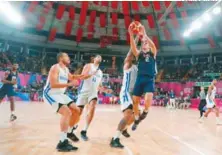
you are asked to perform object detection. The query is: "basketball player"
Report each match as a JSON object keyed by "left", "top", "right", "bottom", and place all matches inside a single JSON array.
[
  {"left": 0, "top": 63, "right": 18, "bottom": 121},
  {"left": 128, "top": 24, "right": 158, "bottom": 130},
  {"left": 110, "top": 49, "right": 138, "bottom": 148},
  {"left": 43, "top": 52, "right": 91, "bottom": 152},
  {"left": 199, "top": 79, "right": 222, "bottom": 125},
  {"left": 73, "top": 55, "right": 103, "bottom": 141}
]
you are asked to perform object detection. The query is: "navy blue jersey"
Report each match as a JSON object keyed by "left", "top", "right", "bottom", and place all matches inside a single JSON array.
[
  {"left": 137, "top": 51, "right": 157, "bottom": 77},
  {"left": 2, "top": 70, "right": 18, "bottom": 89},
  {"left": 169, "top": 92, "right": 175, "bottom": 99}
]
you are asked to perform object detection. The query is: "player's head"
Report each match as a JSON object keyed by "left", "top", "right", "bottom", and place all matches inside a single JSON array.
[
  {"left": 126, "top": 52, "right": 137, "bottom": 64},
  {"left": 94, "top": 55, "right": 102, "bottom": 64},
  {"left": 212, "top": 79, "right": 217, "bottom": 85},
  {"left": 12, "top": 63, "right": 19, "bottom": 70},
  {"left": 57, "top": 52, "right": 70, "bottom": 66}
]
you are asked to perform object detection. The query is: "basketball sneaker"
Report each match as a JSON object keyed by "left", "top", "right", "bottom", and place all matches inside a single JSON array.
[
  {"left": 132, "top": 119, "right": 140, "bottom": 131},
  {"left": 56, "top": 139, "right": 78, "bottom": 152},
  {"left": 80, "top": 130, "right": 89, "bottom": 141},
  {"left": 199, "top": 116, "right": 204, "bottom": 123},
  {"left": 67, "top": 132, "right": 79, "bottom": 142},
  {"left": 139, "top": 111, "right": 148, "bottom": 121},
  {"left": 122, "top": 129, "right": 130, "bottom": 138},
  {"left": 10, "top": 114, "right": 17, "bottom": 122},
  {"left": 110, "top": 138, "right": 124, "bottom": 148}
]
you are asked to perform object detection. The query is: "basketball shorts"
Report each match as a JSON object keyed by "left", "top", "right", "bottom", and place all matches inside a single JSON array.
[
  {"left": 206, "top": 98, "right": 216, "bottom": 108},
  {"left": 76, "top": 92, "right": 98, "bottom": 107},
  {"left": 0, "top": 87, "right": 17, "bottom": 99},
  {"left": 120, "top": 91, "right": 133, "bottom": 112},
  {"left": 133, "top": 75, "right": 155, "bottom": 97},
  {"left": 198, "top": 99, "right": 207, "bottom": 111},
  {"left": 43, "top": 93, "right": 73, "bottom": 112}
]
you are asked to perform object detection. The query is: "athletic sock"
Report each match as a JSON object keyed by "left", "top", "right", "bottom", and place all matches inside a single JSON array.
[
  {"left": 83, "top": 124, "right": 89, "bottom": 131},
  {"left": 113, "top": 130, "right": 121, "bottom": 140},
  {"left": 135, "top": 115, "right": 139, "bottom": 121},
  {"left": 11, "top": 111, "right": 15, "bottom": 115},
  {"left": 68, "top": 126, "right": 74, "bottom": 134},
  {"left": 60, "top": 132, "right": 67, "bottom": 142}
]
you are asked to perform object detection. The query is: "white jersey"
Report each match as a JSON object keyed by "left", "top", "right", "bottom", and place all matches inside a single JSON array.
[
  {"left": 44, "top": 64, "right": 69, "bottom": 94},
  {"left": 121, "top": 64, "right": 138, "bottom": 94},
  {"left": 78, "top": 64, "right": 103, "bottom": 95},
  {"left": 206, "top": 85, "right": 216, "bottom": 100}
]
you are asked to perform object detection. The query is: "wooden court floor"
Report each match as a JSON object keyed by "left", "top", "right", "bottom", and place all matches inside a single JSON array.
[{"left": 0, "top": 102, "right": 222, "bottom": 155}]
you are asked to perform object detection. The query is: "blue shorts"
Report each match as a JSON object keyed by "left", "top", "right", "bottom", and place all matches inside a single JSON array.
[
  {"left": 133, "top": 75, "right": 155, "bottom": 97},
  {"left": 0, "top": 87, "right": 17, "bottom": 99}
]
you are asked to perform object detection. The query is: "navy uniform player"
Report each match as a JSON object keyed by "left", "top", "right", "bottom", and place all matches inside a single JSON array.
[
  {"left": 0, "top": 63, "right": 19, "bottom": 121},
  {"left": 110, "top": 49, "right": 138, "bottom": 148},
  {"left": 128, "top": 25, "right": 158, "bottom": 130}
]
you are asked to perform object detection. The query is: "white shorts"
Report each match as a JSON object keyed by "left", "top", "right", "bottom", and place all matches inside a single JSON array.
[
  {"left": 120, "top": 91, "right": 133, "bottom": 111},
  {"left": 76, "top": 92, "right": 98, "bottom": 107},
  {"left": 206, "top": 98, "right": 215, "bottom": 108},
  {"left": 43, "top": 93, "right": 73, "bottom": 112}
]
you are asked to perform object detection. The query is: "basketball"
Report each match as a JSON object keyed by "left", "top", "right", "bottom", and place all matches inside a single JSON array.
[{"left": 129, "top": 21, "right": 142, "bottom": 35}]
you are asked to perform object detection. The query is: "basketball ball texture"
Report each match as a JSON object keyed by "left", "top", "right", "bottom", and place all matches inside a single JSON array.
[{"left": 129, "top": 21, "right": 142, "bottom": 35}]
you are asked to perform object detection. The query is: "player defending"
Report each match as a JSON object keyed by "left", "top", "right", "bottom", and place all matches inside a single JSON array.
[
  {"left": 0, "top": 63, "right": 19, "bottom": 121},
  {"left": 128, "top": 23, "right": 158, "bottom": 130},
  {"left": 72, "top": 55, "right": 103, "bottom": 141},
  {"left": 43, "top": 52, "right": 87, "bottom": 152},
  {"left": 110, "top": 49, "right": 138, "bottom": 148},
  {"left": 199, "top": 79, "right": 222, "bottom": 125}
]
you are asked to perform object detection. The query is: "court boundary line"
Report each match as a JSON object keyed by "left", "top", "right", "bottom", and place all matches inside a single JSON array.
[
  {"left": 124, "top": 146, "right": 134, "bottom": 155},
  {"left": 155, "top": 126, "right": 206, "bottom": 155}
]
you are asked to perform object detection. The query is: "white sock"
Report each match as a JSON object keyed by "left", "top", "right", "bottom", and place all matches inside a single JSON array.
[
  {"left": 60, "top": 132, "right": 67, "bottom": 142},
  {"left": 11, "top": 111, "right": 15, "bottom": 115},
  {"left": 216, "top": 117, "right": 220, "bottom": 121},
  {"left": 83, "top": 124, "right": 89, "bottom": 131},
  {"left": 113, "top": 130, "right": 121, "bottom": 140},
  {"left": 68, "top": 126, "right": 74, "bottom": 133},
  {"left": 135, "top": 115, "right": 139, "bottom": 121}
]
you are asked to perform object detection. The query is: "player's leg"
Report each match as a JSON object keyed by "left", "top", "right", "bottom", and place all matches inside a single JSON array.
[
  {"left": 57, "top": 104, "right": 78, "bottom": 151},
  {"left": 111, "top": 105, "right": 133, "bottom": 148},
  {"left": 8, "top": 89, "right": 17, "bottom": 121},
  {"left": 80, "top": 98, "right": 97, "bottom": 141},
  {"left": 8, "top": 96, "right": 17, "bottom": 121},
  {"left": 131, "top": 77, "right": 143, "bottom": 131},
  {"left": 68, "top": 94, "right": 87, "bottom": 141},
  {"left": 214, "top": 106, "right": 222, "bottom": 125},
  {"left": 67, "top": 102, "right": 81, "bottom": 142}
]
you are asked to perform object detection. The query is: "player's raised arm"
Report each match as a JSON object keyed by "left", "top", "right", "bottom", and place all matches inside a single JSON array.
[
  {"left": 128, "top": 28, "right": 140, "bottom": 58},
  {"left": 146, "top": 35, "right": 157, "bottom": 57},
  {"left": 49, "top": 65, "right": 71, "bottom": 88}
]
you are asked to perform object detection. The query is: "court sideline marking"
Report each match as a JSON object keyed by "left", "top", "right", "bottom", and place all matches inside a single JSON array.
[
  {"left": 124, "top": 146, "right": 134, "bottom": 155},
  {"left": 155, "top": 126, "right": 205, "bottom": 155}
]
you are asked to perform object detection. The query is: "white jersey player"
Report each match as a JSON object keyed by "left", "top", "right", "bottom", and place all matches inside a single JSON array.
[
  {"left": 199, "top": 79, "right": 222, "bottom": 125},
  {"left": 73, "top": 55, "right": 103, "bottom": 141},
  {"left": 43, "top": 52, "right": 89, "bottom": 152},
  {"left": 111, "top": 51, "right": 138, "bottom": 148}
]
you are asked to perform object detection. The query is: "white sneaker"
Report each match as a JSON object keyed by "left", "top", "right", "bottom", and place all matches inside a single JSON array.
[{"left": 199, "top": 116, "right": 204, "bottom": 123}]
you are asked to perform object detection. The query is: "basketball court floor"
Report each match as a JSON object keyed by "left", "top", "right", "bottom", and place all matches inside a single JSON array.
[{"left": 0, "top": 102, "right": 222, "bottom": 155}]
